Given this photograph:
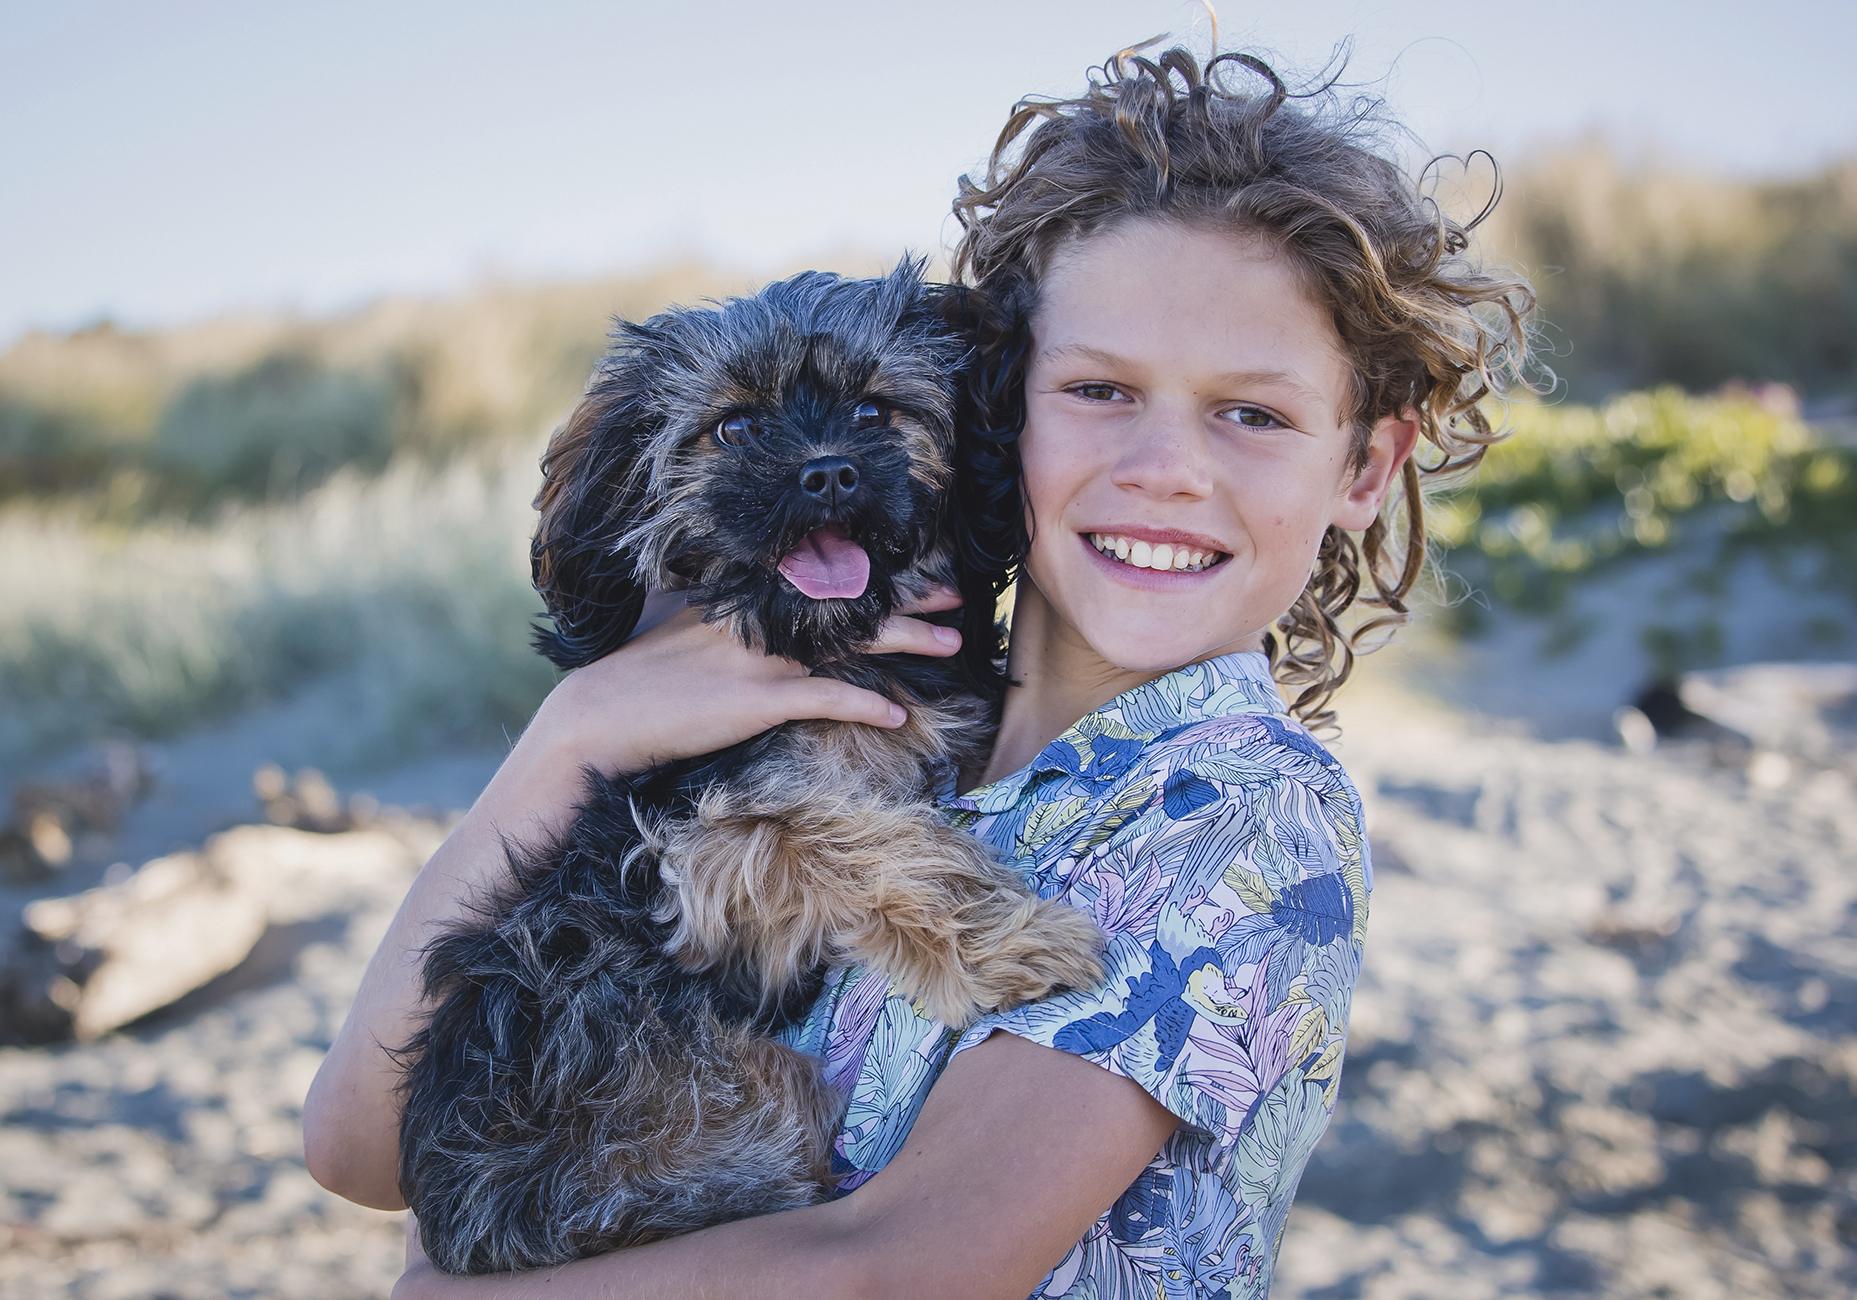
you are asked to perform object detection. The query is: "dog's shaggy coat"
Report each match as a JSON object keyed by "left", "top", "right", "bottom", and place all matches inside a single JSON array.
[{"left": 395, "top": 263, "right": 1104, "bottom": 1275}]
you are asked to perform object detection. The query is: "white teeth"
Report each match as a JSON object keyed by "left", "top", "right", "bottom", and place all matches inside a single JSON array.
[{"left": 1089, "top": 533, "right": 1223, "bottom": 572}]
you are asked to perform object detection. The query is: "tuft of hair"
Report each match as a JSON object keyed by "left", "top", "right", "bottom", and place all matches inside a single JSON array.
[{"left": 950, "top": 40, "right": 1540, "bottom": 730}]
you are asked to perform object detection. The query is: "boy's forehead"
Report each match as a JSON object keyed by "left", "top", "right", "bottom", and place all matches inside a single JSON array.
[{"left": 1030, "top": 223, "right": 1353, "bottom": 414}]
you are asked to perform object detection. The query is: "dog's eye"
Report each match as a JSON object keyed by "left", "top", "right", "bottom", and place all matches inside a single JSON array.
[
  {"left": 714, "top": 414, "right": 759, "bottom": 448},
  {"left": 852, "top": 400, "right": 890, "bottom": 428}
]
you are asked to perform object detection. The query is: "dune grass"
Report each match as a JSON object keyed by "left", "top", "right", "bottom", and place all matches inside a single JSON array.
[
  {"left": 7, "top": 384, "right": 1848, "bottom": 777},
  {"left": 0, "top": 444, "right": 558, "bottom": 775},
  {"left": 1481, "top": 146, "right": 1857, "bottom": 400},
  {"left": 5, "top": 160, "right": 1854, "bottom": 776}
]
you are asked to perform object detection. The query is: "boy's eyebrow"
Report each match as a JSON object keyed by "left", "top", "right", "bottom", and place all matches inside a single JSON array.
[{"left": 1039, "top": 342, "right": 1332, "bottom": 410}]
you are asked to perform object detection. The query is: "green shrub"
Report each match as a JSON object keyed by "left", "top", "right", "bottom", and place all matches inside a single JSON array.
[
  {"left": 153, "top": 353, "right": 398, "bottom": 501},
  {"left": 1434, "top": 386, "right": 1855, "bottom": 622}
]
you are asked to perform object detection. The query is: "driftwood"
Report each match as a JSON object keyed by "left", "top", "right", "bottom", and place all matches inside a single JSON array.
[
  {"left": 0, "top": 741, "right": 153, "bottom": 885},
  {"left": 0, "top": 821, "right": 440, "bottom": 1043}
]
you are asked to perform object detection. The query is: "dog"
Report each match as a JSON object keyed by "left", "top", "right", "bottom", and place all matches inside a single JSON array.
[{"left": 395, "top": 261, "right": 1105, "bottom": 1275}]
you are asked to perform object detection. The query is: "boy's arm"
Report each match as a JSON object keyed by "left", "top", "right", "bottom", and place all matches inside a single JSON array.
[{"left": 393, "top": 1029, "right": 1179, "bottom": 1300}]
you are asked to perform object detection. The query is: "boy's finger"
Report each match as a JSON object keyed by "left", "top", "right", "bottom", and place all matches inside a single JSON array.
[
  {"left": 785, "top": 678, "right": 909, "bottom": 729},
  {"left": 864, "top": 614, "right": 961, "bottom": 658}
]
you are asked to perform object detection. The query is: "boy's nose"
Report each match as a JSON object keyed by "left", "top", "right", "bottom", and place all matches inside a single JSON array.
[{"left": 1113, "top": 408, "right": 1214, "bottom": 499}]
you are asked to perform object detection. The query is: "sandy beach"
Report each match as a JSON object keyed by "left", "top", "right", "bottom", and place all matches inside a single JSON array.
[{"left": 1, "top": 646, "right": 1852, "bottom": 1299}]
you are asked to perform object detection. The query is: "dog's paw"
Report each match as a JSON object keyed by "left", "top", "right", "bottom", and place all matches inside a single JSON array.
[
  {"left": 904, "top": 898, "right": 1106, "bottom": 1027},
  {"left": 974, "top": 898, "right": 1107, "bottom": 1011}
]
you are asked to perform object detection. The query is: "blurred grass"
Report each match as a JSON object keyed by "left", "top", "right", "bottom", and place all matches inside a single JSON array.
[
  {"left": 1482, "top": 144, "right": 1857, "bottom": 400},
  {"left": 0, "top": 445, "right": 558, "bottom": 774},
  {"left": 2, "top": 147, "right": 1854, "bottom": 772},
  {"left": 8, "top": 385, "right": 1846, "bottom": 775},
  {"left": 0, "top": 263, "right": 755, "bottom": 513},
  {"left": 0, "top": 257, "right": 920, "bottom": 774}
]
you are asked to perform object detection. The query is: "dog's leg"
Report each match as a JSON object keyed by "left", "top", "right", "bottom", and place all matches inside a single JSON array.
[{"left": 657, "top": 792, "right": 1104, "bottom": 1028}]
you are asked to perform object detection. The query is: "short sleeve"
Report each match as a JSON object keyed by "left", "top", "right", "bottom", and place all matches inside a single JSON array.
[{"left": 951, "top": 713, "right": 1369, "bottom": 1239}]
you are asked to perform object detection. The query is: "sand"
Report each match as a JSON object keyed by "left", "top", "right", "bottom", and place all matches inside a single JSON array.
[
  {"left": 1, "top": 668, "right": 1852, "bottom": 1297},
  {"left": 1275, "top": 684, "right": 1857, "bottom": 1298}
]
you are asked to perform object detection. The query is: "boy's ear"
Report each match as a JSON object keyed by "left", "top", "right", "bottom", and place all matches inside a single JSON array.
[
  {"left": 1331, "top": 409, "right": 1421, "bottom": 532},
  {"left": 530, "top": 359, "right": 658, "bottom": 671}
]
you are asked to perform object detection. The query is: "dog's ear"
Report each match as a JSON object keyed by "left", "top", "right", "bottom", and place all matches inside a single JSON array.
[
  {"left": 530, "top": 345, "right": 660, "bottom": 671},
  {"left": 924, "top": 281, "right": 1031, "bottom": 692}
]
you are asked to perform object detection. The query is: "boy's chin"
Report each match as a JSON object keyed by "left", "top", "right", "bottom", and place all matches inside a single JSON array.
[{"left": 1086, "top": 621, "right": 1255, "bottom": 677}]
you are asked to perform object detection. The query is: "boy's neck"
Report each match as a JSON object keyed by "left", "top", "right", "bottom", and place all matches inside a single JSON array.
[
  {"left": 976, "top": 583, "right": 1167, "bottom": 789},
  {"left": 975, "top": 580, "right": 1272, "bottom": 792}
]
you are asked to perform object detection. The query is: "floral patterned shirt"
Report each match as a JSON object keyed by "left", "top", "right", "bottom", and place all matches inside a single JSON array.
[{"left": 777, "top": 652, "right": 1372, "bottom": 1299}]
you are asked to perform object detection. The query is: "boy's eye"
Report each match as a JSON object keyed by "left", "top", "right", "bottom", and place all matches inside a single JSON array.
[
  {"left": 1224, "top": 405, "right": 1284, "bottom": 430},
  {"left": 852, "top": 400, "right": 891, "bottom": 428},
  {"left": 714, "top": 414, "right": 760, "bottom": 447},
  {"left": 1069, "top": 383, "right": 1124, "bottom": 402}
]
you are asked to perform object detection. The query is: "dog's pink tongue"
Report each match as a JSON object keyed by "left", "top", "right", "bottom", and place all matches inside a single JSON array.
[{"left": 778, "top": 526, "right": 871, "bottom": 600}]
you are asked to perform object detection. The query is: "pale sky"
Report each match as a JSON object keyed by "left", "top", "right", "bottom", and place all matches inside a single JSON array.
[{"left": 4, "top": 0, "right": 1854, "bottom": 344}]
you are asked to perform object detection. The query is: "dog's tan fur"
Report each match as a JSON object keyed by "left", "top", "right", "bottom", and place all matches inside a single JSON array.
[{"left": 648, "top": 697, "right": 1104, "bottom": 1026}]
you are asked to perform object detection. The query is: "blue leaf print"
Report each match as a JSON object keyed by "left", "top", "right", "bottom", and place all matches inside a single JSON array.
[
  {"left": 823, "top": 653, "right": 1368, "bottom": 1300},
  {"left": 1163, "top": 769, "right": 1221, "bottom": 818},
  {"left": 1303, "top": 933, "right": 1362, "bottom": 1029},
  {"left": 1037, "top": 740, "right": 1089, "bottom": 778},
  {"left": 1233, "top": 1068, "right": 1334, "bottom": 1293},
  {"left": 1215, "top": 912, "right": 1283, "bottom": 970},
  {"left": 1213, "top": 914, "right": 1308, "bottom": 1014},
  {"left": 1054, "top": 942, "right": 1219, "bottom": 1072},
  {"left": 1274, "top": 804, "right": 1341, "bottom": 876},
  {"left": 1110, "top": 1165, "right": 1171, "bottom": 1243},
  {"left": 1269, "top": 873, "right": 1352, "bottom": 945},
  {"left": 1262, "top": 936, "right": 1305, "bottom": 1015},
  {"left": 1090, "top": 733, "right": 1145, "bottom": 779},
  {"left": 1162, "top": 1163, "right": 1249, "bottom": 1300},
  {"left": 1248, "top": 715, "right": 1331, "bottom": 765}
]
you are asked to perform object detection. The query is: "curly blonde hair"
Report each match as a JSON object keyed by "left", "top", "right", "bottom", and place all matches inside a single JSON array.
[{"left": 951, "top": 43, "right": 1537, "bottom": 728}]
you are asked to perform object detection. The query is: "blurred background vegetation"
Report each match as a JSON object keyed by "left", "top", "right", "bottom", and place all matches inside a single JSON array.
[
  {"left": 1483, "top": 143, "right": 1857, "bottom": 401},
  {"left": 1, "top": 148, "right": 1854, "bottom": 775}
]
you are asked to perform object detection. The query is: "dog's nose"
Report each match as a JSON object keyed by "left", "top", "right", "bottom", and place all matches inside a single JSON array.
[{"left": 798, "top": 456, "right": 859, "bottom": 504}]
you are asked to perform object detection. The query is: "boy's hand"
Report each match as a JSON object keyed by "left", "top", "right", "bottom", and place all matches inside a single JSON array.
[{"left": 531, "top": 586, "right": 966, "bottom": 777}]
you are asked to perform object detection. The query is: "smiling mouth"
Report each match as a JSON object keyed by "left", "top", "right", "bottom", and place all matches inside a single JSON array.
[{"left": 1088, "top": 533, "right": 1227, "bottom": 573}]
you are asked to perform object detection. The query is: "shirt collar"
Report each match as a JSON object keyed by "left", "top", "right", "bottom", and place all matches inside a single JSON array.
[{"left": 947, "top": 651, "right": 1284, "bottom": 815}]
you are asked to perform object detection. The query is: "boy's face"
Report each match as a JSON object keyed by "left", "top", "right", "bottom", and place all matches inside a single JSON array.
[{"left": 1015, "top": 219, "right": 1416, "bottom": 677}]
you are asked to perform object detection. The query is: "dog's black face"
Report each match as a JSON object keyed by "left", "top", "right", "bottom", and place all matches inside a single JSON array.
[{"left": 533, "top": 261, "right": 984, "bottom": 671}]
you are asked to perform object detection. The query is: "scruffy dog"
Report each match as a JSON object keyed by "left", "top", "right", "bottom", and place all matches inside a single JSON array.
[{"left": 396, "top": 262, "right": 1105, "bottom": 1275}]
